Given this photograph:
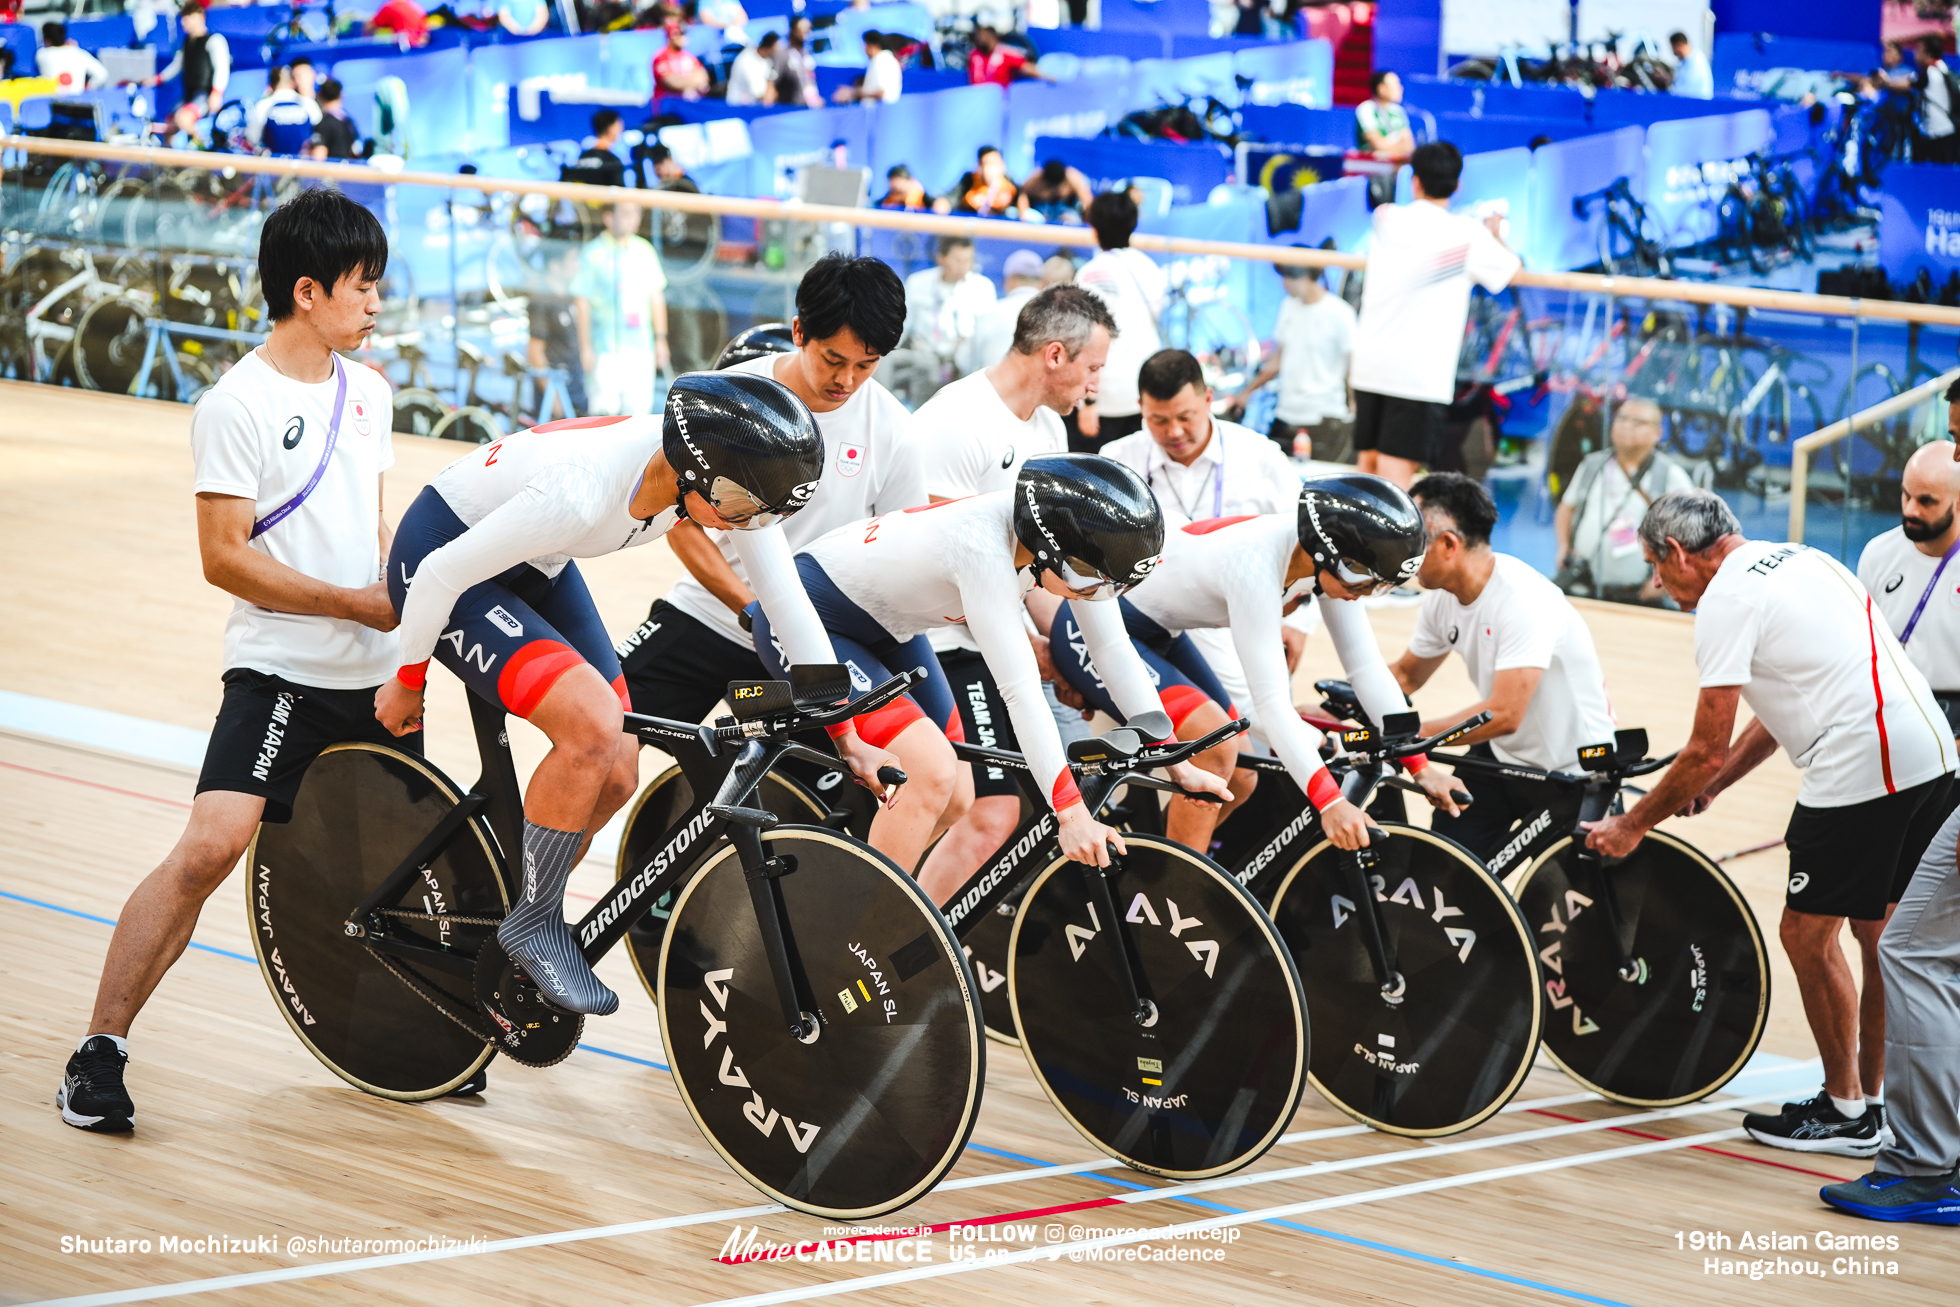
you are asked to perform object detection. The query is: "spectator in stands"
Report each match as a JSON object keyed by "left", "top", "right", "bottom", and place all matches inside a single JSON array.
[
  {"left": 1227, "top": 252, "right": 1355, "bottom": 462},
  {"left": 876, "top": 163, "right": 929, "bottom": 211},
  {"left": 1076, "top": 188, "right": 1165, "bottom": 448},
  {"left": 248, "top": 63, "right": 324, "bottom": 155},
  {"left": 1354, "top": 71, "right": 1415, "bottom": 161},
  {"left": 572, "top": 109, "right": 629, "bottom": 187},
  {"left": 574, "top": 201, "right": 669, "bottom": 414},
  {"left": 365, "top": 0, "right": 431, "bottom": 46},
  {"left": 653, "top": 4, "right": 711, "bottom": 109},
  {"left": 35, "top": 23, "right": 110, "bottom": 91},
  {"left": 885, "top": 235, "right": 996, "bottom": 403},
  {"left": 725, "top": 30, "right": 778, "bottom": 106},
  {"left": 1914, "top": 34, "right": 1959, "bottom": 165},
  {"left": 951, "top": 145, "right": 1020, "bottom": 217},
  {"left": 1552, "top": 396, "right": 1695, "bottom": 606},
  {"left": 1021, "top": 159, "right": 1093, "bottom": 224},
  {"left": 529, "top": 244, "right": 591, "bottom": 419},
  {"left": 314, "top": 79, "right": 363, "bottom": 159},
  {"left": 967, "top": 25, "right": 1051, "bottom": 88},
  {"left": 289, "top": 56, "right": 317, "bottom": 102},
  {"left": 1349, "top": 141, "right": 1519, "bottom": 489},
  {"left": 834, "top": 30, "right": 901, "bottom": 104},
  {"left": 1233, "top": 0, "right": 1266, "bottom": 38},
  {"left": 958, "top": 249, "right": 1045, "bottom": 375},
  {"left": 647, "top": 142, "right": 696, "bottom": 192},
  {"left": 152, "top": 2, "right": 231, "bottom": 145},
  {"left": 773, "top": 16, "right": 821, "bottom": 108},
  {"left": 1042, "top": 253, "right": 1076, "bottom": 286},
  {"left": 1667, "top": 31, "right": 1713, "bottom": 100}
]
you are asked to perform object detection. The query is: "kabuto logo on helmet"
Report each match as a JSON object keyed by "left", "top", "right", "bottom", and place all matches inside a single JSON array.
[
  {"left": 667, "top": 389, "right": 705, "bottom": 477},
  {"left": 1021, "top": 481, "right": 1063, "bottom": 562},
  {"left": 787, "top": 480, "right": 818, "bottom": 506}
]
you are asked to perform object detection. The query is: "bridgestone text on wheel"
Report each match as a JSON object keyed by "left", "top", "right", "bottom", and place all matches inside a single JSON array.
[
  {"left": 1270, "top": 825, "right": 1541, "bottom": 1136},
  {"left": 246, "top": 744, "right": 505, "bottom": 1100},
  {"left": 657, "top": 827, "right": 984, "bottom": 1219},
  {"left": 1009, "top": 836, "right": 1308, "bottom": 1178}
]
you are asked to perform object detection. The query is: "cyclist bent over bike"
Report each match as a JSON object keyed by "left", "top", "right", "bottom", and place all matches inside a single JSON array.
[{"left": 376, "top": 374, "right": 898, "bottom": 1015}]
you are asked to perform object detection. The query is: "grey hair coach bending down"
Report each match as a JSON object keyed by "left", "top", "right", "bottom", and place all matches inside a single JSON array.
[{"left": 1636, "top": 487, "right": 1741, "bottom": 559}]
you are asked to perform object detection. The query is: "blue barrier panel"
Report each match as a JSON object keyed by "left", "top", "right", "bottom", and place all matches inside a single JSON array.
[
  {"left": 510, "top": 88, "right": 652, "bottom": 147},
  {"left": 1712, "top": 33, "right": 1882, "bottom": 97},
  {"left": 1880, "top": 164, "right": 1960, "bottom": 284},
  {"left": 666, "top": 99, "right": 799, "bottom": 124},
  {"left": 1002, "top": 73, "right": 1129, "bottom": 177},
  {"left": 0, "top": 22, "right": 37, "bottom": 74},
  {"left": 1234, "top": 39, "right": 1333, "bottom": 109},
  {"left": 1711, "top": 0, "right": 1878, "bottom": 44},
  {"left": 1588, "top": 92, "right": 1754, "bottom": 129},
  {"left": 1238, "top": 103, "right": 1353, "bottom": 148},
  {"left": 1430, "top": 112, "right": 1595, "bottom": 154},
  {"left": 1101, "top": 0, "right": 1211, "bottom": 35},
  {"left": 1404, "top": 78, "right": 1594, "bottom": 121},
  {"left": 747, "top": 103, "right": 871, "bottom": 197},
  {"left": 868, "top": 84, "right": 1007, "bottom": 198},
  {"left": 1129, "top": 53, "right": 1238, "bottom": 109},
  {"left": 1170, "top": 35, "right": 1276, "bottom": 59},
  {"left": 1392, "top": 144, "right": 1533, "bottom": 248},
  {"left": 62, "top": 16, "right": 136, "bottom": 52},
  {"left": 1524, "top": 124, "right": 1645, "bottom": 270},
  {"left": 1031, "top": 133, "right": 1231, "bottom": 207},
  {"left": 828, "top": 2, "right": 934, "bottom": 47},
  {"left": 1028, "top": 28, "right": 1166, "bottom": 61},
  {"left": 327, "top": 46, "right": 471, "bottom": 160},
  {"left": 1375, "top": 0, "right": 1439, "bottom": 79},
  {"left": 1644, "top": 109, "right": 1774, "bottom": 245},
  {"left": 812, "top": 63, "right": 967, "bottom": 100},
  {"left": 473, "top": 31, "right": 660, "bottom": 149}
]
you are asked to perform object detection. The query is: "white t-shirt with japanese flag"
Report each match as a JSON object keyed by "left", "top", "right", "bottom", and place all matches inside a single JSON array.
[{"left": 662, "top": 353, "right": 929, "bottom": 648}]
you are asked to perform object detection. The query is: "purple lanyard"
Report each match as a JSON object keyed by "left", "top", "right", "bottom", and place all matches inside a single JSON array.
[
  {"left": 1899, "top": 536, "right": 1960, "bottom": 645},
  {"left": 251, "top": 357, "right": 347, "bottom": 539},
  {"left": 1149, "top": 434, "right": 1225, "bottom": 522}
]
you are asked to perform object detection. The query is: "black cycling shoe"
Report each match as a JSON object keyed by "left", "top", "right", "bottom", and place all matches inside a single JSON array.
[
  {"left": 58, "top": 1036, "right": 135, "bottom": 1133},
  {"left": 446, "top": 1065, "right": 489, "bottom": 1098}
]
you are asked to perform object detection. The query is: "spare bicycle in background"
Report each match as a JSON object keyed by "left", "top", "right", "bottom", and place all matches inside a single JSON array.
[{"left": 1573, "top": 178, "right": 1673, "bottom": 279}]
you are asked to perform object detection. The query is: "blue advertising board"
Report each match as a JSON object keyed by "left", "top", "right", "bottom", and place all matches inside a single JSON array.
[
  {"left": 1030, "top": 134, "right": 1232, "bottom": 208},
  {"left": 1643, "top": 109, "right": 1773, "bottom": 246},
  {"left": 1880, "top": 165, "right": 1960, "bottom": 285},
  {"left": 1003, "top": 75, "right": 1129, "bottom": 177}
]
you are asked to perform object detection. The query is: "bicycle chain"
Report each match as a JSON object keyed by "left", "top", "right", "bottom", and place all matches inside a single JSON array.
[
  {"left": 366, "top": 945, "right": 499, "bottom": 1044},
  {"left": 376, "top": 908, "right": 505, "bottom": 928}
]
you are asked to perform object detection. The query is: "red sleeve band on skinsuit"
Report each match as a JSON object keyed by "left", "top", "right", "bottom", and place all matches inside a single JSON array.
[
  {"left": 1405, "top": 753, "right": 1427, "bottom": 773},
  {"left": 1306, "top": 766, "right": 1343, "bottom": 812},
  {"left": 397, "top": 661, "right": 430, "bottom": 690},
  {"left": 1051, "top": 771, "right": 1083, "bottom": 812}
]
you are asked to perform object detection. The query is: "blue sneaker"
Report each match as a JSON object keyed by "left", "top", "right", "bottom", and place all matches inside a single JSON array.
[{"left": 1821, "top": 1170, "right": 1960, "bottom": 1225}]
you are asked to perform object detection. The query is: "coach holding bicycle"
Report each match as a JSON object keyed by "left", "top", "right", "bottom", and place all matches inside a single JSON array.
[{"left": 1586, "top": 488, "right": 1958, "bottom": 1160}]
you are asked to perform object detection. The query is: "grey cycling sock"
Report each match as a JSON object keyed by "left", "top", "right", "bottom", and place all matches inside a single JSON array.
[{"left": 496, "top": 821, "right": 618, "bottom": 1016}]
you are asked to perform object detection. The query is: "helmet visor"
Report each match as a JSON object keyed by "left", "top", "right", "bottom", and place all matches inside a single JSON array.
[
  {"left": 1329, "top": 555, "right": 1397, "bottom": 593},
  {"left": 705, "top": 475, "right": 790, "bottom": 531},
  {"left": 1058, "top": 554, "right": 1154, "bottom": 600}
]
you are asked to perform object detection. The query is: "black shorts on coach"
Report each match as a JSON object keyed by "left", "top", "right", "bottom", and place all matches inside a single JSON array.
[
  {"left": 1783, "top": 772, "right": 1957, "bottom": 920},
  {"left": 1352, "top": 389, "right": 1445, "bottom": 466},
  {"left": 197, "top": 668, "right": 423, "bottom": 823},
  {"left": 616, "top": 599, "right": 773, "bottom": 724}
]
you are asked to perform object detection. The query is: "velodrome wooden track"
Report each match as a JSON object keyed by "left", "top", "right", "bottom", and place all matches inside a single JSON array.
[{"left": 4, "top": 380, "right": 1952, "bottom": 1307}]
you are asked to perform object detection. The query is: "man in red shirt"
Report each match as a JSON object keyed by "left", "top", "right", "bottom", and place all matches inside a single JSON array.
[
  {"left": 967, "top": 26, "right": 1051, "bottom": 88},
  {"left": 364, "top": 0, "right": 429, "bottom": 46},
  {"left": 653, "top": 4, "right": 710, "bottom": 109}
]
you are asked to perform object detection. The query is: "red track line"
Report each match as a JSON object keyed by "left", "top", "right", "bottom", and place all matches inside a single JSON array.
[
  {"left": 1527, "top": 1109, "right": 1854, "bottom": 1183},
  {"left": 0, "top": 758, "right": 194, "bottom": 809},
  {"left": 717, "top": 1197, "right": 1124, "bottom": 1263}
]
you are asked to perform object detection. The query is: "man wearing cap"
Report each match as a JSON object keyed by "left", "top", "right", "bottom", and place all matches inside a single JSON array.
[{"left": 958, "top": 250, "right": 1045, "bottom": 376}]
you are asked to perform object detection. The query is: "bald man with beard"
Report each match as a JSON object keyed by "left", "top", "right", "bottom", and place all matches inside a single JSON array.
[{"left": 1858, "top": 432, "right": 1960, "bottom": 743}]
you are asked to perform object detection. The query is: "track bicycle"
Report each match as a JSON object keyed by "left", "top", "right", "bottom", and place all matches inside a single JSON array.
[
  {"left": 1438, "top": 737, "right": 1770, "bottom": 1108},
  {"left": 248, "top": 664, "right": 986, "bottom": 1220},
  {"left": 624, "top": 713, "right": 1311, "bottom": 1180},
  {"left": 1573, "top": 178, "right": 1673, "bottom": 280}
]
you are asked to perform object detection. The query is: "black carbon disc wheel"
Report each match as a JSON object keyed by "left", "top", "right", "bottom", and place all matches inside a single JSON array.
[
  {"left": 246, "top": 744, "right": 505, "bottom": 1100},
  {"left": 959, "top": 898, "right": 1019, "bottom": 1046},
  {"left": 1513, "top": 832, "right": 1768, "bottom": 1106},
  {"left": 623, "top": 765, "right": 827, "bottom": 1004},
  {"left": 1009, "top": 836, "right": 1307, "bottom": 1178},
  {"left": 1270, "top": 825, "right": 1541, "bottom": 1136},
  {"left": 658, "top": 827, "right": 984, "bottom": 1219}
]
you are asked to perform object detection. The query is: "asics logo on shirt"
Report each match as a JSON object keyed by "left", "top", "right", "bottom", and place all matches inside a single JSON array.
[
  {"left": 282, "top": 417, "right": 305, "bottom": 450},
  {"left": 1884, "top": 573, "right": 1904, "bottom": 594},
  {"left": 999, "top": 445, "right": 1016, "bottom": 470}
]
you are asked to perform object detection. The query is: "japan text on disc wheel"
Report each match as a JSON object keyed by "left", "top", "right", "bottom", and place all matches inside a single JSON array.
[
  {"left": 1269, "top": 825, "right": 1541, "bottom": 1136},
  {"left": 1512, "top": 832, "right": 1768, "bottom": 1106},
  {"left": 1009, "top": 836, "right": 1307, "bottom": 1178},
  {"left": 623, "top": 765, "right": 826, "bottom": 1003},
  {"left": 657, "top": 827, "right": 984, "bottom": 1219},
  {"left": 245, "top": 744, "right": 504, "bottom": 1100}
]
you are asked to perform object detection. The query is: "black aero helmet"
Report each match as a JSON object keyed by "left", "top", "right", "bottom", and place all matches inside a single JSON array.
[
  {"left": 715, "top": 322, "right": 798, "bottom": 370},
  {"left": 1013, "top": 453, "right": 1164, "bottom": 598},
  {"left": 663, "top": 371, "right": 823, "bottom": 531},
  {"left": 1297, "top": 473, "right": 1427, "bottom": 589}
]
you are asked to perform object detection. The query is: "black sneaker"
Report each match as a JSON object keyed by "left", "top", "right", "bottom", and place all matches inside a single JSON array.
[
  {"left": 1744, "top": 1090, "right": 1882, "bottom": 1157},
  {"left": 58, "top": 1036, "right": 135, "bottom": 1133}
]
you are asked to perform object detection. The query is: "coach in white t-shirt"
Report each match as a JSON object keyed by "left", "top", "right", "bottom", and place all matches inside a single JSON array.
[
  {"left": 1349, "top": 141, "right": 1520, "bottom": 488},
  {"left": 1588, "top": 489, "right": 1958, "bottom": 1159},
  {"left": 910, "top": 284, "right": 1116, "bottom": 883},
  {"left": 59, "top": 191, "right": 404, "bottom": 1136},
  {"left": 1076, "top": 188, "right": 1167, "bottom": 445},
  {"left": 618, "top": 254, "right": 926, "bottom": 725},
  {"left": 1858, "top": 438, "right": 1960, "bottom": 739},
  {"left": 1229, "top": 255, "right": 1357, "bottom": 462},
  {"left": 1390, "top": 473, "right": 1615, "bottom": 868}
]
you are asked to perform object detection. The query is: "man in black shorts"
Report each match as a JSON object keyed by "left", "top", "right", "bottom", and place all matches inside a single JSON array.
[
  {"left": 58, "top": 191, "right": 408, "bottom": 1134},
  {"left": 1348, "top": 141, "right": 1519, "bottom": 488},
  {"left": 616, "top": 254, "right": 925, "bottom": 731}
]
